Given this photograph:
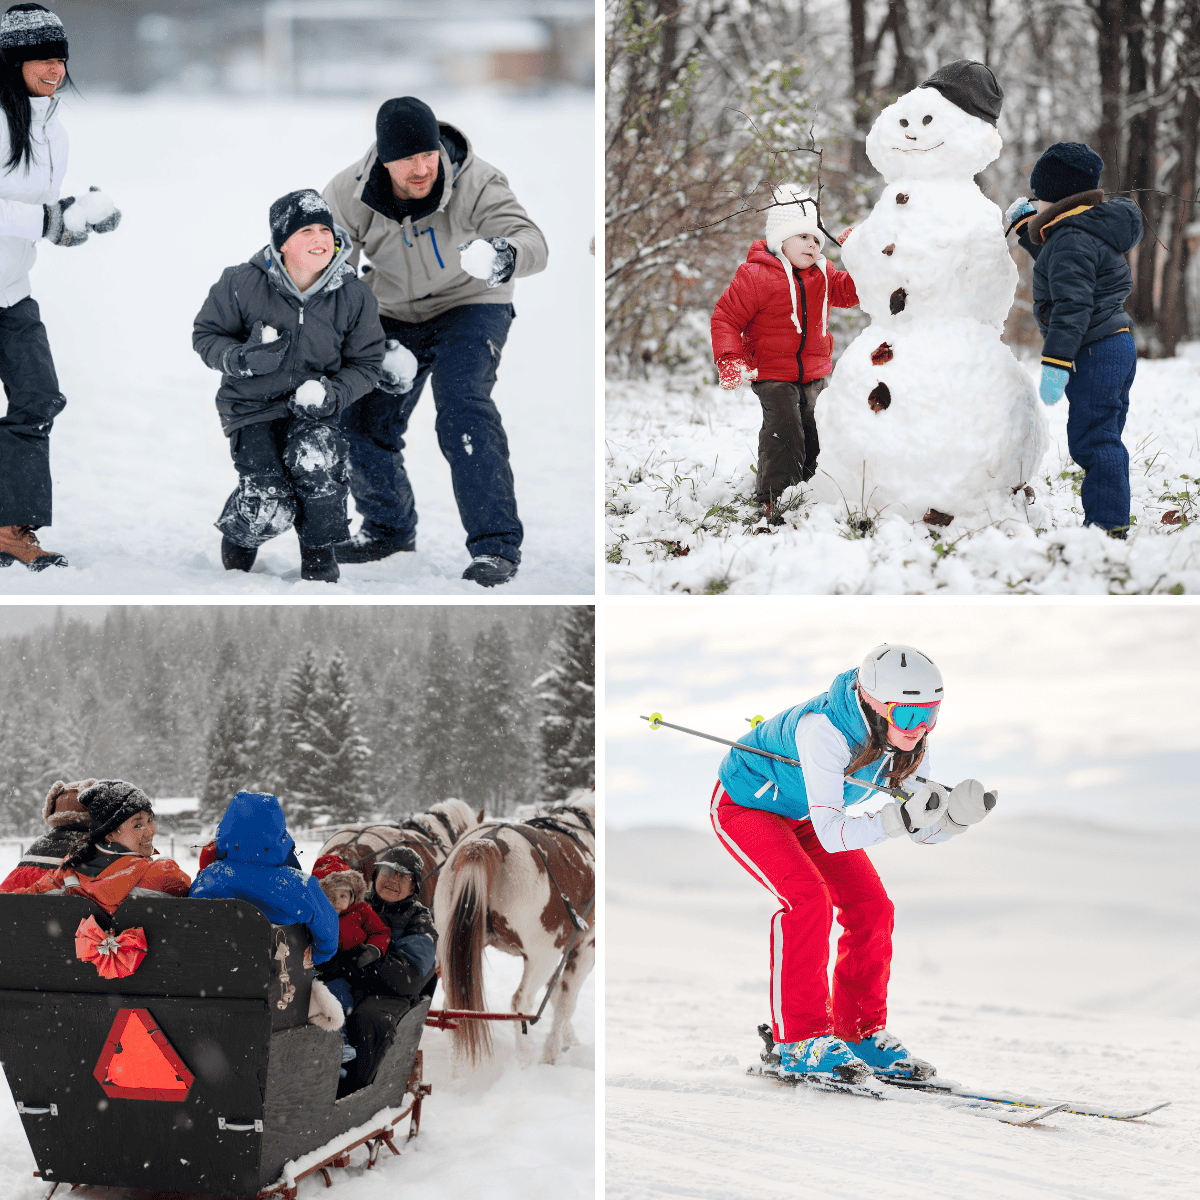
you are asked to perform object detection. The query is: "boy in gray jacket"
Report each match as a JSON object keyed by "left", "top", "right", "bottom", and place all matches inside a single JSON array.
[{"left": 193, "top": 189, "right": 385, "bottom": 583}]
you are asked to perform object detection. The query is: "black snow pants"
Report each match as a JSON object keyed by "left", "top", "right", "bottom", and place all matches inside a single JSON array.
[
  {"left": 750, "top": 376, "right": 827, "bottom": 504},
  {"left": 0, "top": 297, "right": 67, "bottom": 527},
  {"left": 216, "top": 414, "right": 350, "bottom": 549}
]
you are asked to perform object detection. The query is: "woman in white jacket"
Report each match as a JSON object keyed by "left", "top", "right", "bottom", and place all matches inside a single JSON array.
[{"left": 0, "top": 4, "right": 119, "bottom": 570}]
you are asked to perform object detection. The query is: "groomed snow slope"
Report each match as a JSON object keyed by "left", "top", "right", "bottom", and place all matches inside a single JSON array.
[
  {"left": 0, "top": 839, "right": 594, "bottom": 1199},
  {"left": 0, "top": 91, "right": 594, "bottom": 596},
  {"left": 606, "top": 349, "right": 1200, "bottom": 594},
  {"left": 606, "top": 818, "right": 1200, "bottom": 1199}
]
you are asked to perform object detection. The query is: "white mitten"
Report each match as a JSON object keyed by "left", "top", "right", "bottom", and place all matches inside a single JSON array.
[
  {"left": 945, "top": 779, "right": 998, "bottom": 828},
  {"left": 879, "top": 782, "right": 949, "bottom": 838}
]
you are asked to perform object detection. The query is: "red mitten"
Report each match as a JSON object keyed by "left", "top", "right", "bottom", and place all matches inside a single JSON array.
[
  {"left": 837, "top": 227, "right": 854, "bottom": 245},
  {"left": 718, "top": 357, "right": 756, "bottom": 390}
]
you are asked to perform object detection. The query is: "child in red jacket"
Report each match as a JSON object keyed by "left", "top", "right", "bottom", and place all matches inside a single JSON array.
[{"left": 711, "top": 184, "right": 859, "bottom": 513}]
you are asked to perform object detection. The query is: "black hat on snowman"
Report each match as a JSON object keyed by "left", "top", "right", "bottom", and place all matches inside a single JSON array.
[
  {"left": 764, "top": 183, "right": 831, "bottom": 344},
  {"left": 919, "top": 60, "right": 1003, "bottom": 127}
]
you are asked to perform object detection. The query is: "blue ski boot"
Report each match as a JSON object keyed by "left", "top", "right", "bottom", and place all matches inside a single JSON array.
[
  {"left": 777, "top": 1035, "right": 874, "bottom": 1084},
  {"left": 843, "top": 1029, "right": 935, "bottom": 1080}
]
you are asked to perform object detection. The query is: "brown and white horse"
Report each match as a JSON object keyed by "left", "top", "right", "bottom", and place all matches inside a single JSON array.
[
  {"left": 316, "top": 798, "right": 484, "bottom": 907},
  {"left": 433, "top": 792, "right": 595, "bottom": 1066}
]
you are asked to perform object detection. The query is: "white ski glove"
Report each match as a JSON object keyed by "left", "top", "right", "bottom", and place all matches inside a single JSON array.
[
  {"left": 879, "top": 781, "right": 950, "bottom": 838},
  {"left": 945, "top": 779, "right": 998, "bottom": 828}
]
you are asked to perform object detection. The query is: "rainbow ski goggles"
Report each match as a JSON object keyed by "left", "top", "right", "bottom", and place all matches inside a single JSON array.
[{"left": 884, "top": 700, "right": 941, "bottom": 732}]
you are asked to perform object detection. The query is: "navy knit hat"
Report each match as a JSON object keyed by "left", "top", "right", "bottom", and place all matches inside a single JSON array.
[
  {"left": 79, "top": 780, "right": 154, "bottom": 841},
  {"left": 0, "top": 3, "right": 67, "bottom": 64},
  {"left": 919, "top": 60, "right": 1003, "bottom": 127},
  {"left": 269, "top": 188, "right": 334, "bottom": 253},
  {"left": 1030, "top": 142, "right": 1104, "bottom": 203},
  {"left": 374, "top": 844, "right": 424, "bottom": 886},
  {"left": 376, "top": 96, "right": 441, "bottom": 163}
]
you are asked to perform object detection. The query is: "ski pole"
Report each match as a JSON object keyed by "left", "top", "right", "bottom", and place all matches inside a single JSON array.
[{"left": 641, "top": 712, "right": 939, "bottom": 802}]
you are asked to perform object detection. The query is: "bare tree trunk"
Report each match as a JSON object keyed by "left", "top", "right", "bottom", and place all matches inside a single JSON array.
[
  {"left": 1089, "top": 0, "right": 1125, "bottom": 193},
  {"left": 847, "top": 0, "right": 873, "bottom": 175},
  {"left": 1158, "top": 84, "right": 1199, "bottom": 355},
  {"left": 1124, "top": 0, "right": 1159, "bottom": 327}
]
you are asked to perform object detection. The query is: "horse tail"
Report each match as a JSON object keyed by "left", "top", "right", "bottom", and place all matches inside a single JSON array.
[{"left": 439, "top": 839, "right": 499, "bottom": 1063}]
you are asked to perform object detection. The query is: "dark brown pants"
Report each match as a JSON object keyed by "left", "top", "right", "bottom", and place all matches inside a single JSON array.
[{"left": 751, "top": 377, "right": 826, "bottom": 503}]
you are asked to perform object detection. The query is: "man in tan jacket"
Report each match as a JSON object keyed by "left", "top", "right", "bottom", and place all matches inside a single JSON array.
[{"left": 322, "top": 96, "right": 548, "bottom": 587}]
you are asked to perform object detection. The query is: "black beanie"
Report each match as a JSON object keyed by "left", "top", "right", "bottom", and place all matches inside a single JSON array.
[
  {"left": 375, "top": 844, "right": 424, "bottom": 886},
  {"left": 919, "top": 60, "right": 1003, "bottom": 127},
  {"left": 376, "top": 96, "right": 441, "bottom": 163},
  {"left": 269, "top": 188, "right": 334, "bottom": 253},
  {"left": 0, "top": 3, "right": 67, "bottom": 64},
  {"left": 80, "top": 780, "right": 154, "bottom": 841},
  {"left": 1029, "top": 142, "right": 1104, "bottom": 203}
]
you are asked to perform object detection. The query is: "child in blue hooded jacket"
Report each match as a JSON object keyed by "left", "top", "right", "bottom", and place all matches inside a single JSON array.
[
  {"left": 1006, "top": 142, "right": 1143, "bottom": 534},
  {"left": 190, "top": 790, "right": 338, "bottom": 965}
]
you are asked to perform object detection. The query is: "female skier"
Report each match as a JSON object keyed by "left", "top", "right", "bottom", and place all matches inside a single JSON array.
[
  {"left": 710, "top": 643, "right": 995, "bottom": 1083},
  {"left": 0, "top": 4, "right": 119, "bottom": 570}
]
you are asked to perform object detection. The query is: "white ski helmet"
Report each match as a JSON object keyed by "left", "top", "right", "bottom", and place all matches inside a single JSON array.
[{"left": 857, "top": 644, "right": 943, "bottom": 702}]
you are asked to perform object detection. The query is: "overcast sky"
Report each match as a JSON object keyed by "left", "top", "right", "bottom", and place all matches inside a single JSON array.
[{"left": 606, "top": 601, "right": 1200, "bottom": 832}]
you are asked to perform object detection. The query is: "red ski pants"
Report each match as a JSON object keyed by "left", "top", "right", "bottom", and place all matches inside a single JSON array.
[{"left": 710, "top": 784, "right": 894, "bottom": 1044}]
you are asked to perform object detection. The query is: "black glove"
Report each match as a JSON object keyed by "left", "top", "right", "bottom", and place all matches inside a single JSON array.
[
  {"left": 286, "top": 376, "right": 338, "bottom": 419},
  {"left": 43, "top": 197, "right": 87, "bottom": 247},
  {"left": 354, "top": 943, "right": 382, "bottom": 968},
  {"left": 221, "top": 320, "right": 291, "bottom": 379}
]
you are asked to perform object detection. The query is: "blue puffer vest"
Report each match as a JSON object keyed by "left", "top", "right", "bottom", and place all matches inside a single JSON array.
[{"left": 717, "top": 669, "right": 895, "bottom": 820}]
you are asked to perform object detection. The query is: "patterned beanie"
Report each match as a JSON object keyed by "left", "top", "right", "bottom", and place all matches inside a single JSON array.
[
  {"left": 765, "top": 183, "right": 825, "bottom": 254},
  {"left": 269, "top": 188, "right": 334, "bottom": 252},
  {"left": 0, "top": 4, "right": 68, "bottom": 64},
  {"left": 79, "top": 780, "right": 154, "bottom": 841},
  {"left": 1030, "top": 142, "right": 1104, "bottom": 203}
]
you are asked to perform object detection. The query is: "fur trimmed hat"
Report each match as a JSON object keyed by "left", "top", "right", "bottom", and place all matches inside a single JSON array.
[
  {"left": 269, "top": 188, "right": 334, "bottom": 253},
  {"left": 313, "top": 852, "right": 367, "bottom": 903},
  {"left": 0, "top": 4, "right": 68, "bottom": 65},
  {"left": 765, "top": 183, "right": 825, "bottom": 254},
  {"left": 79, "top": 780, "right": 154, "bottom": 841},
  {"left": 43, "top": 777, "right": 97, "bottom": 829},
  {"left": 1030, "top": 142, "right": 1104, "bottom": 203},
  {"left": 374, "top": 844, "right": 424, "bottom": 885}
]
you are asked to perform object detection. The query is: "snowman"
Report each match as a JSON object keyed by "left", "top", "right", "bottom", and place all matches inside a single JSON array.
[{"left": 814, "top": 60, "right": 1047, "bottom": 524}]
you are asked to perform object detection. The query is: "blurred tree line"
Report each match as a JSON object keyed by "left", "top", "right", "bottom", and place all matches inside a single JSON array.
[
  {"left": 0, "top": 606, "right": 595, "bottom": 836},
  {"left": 606, "top": 0, "right": 1200, "bottom": 374}
]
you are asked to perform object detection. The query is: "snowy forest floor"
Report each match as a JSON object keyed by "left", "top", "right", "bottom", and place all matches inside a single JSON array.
[
  {"left": 0, "top": 839, "right": 595, "bottom": 1200},
  {"left": 606, "top": 818, "right": 1200, "bottom": 1199},
  {"left": 606, "top": 348, "right": 1200, "bottom": 594},
  {"left": 0, "top": 90, "right": 594, "bottom": 596}
]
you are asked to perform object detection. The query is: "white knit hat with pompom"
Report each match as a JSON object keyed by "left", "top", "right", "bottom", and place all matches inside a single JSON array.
[{"left": 764, "top": 183, "right": 825, "bottom": 253}]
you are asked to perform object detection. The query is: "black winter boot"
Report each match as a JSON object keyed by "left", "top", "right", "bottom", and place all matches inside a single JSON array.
[
  {"left": 333, "top": 529, "right": 416, "bottom": 563},
  {"left": 221, "top": 536, "right": 257, "bottom": 572},
  {"left": 301, "top": 543, "right": 340, "bottom": 583},
  {"left": 462, "top": 555, "right": 518, "bottom": 587}
]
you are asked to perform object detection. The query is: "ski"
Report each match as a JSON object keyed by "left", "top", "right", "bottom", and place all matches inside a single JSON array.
[
  {"left": 747, "top": 1060, "right": 1066, "bottom": 1125},
  {"left": 877, "top": 1075, "right": 1171, "bottom": 1121}
]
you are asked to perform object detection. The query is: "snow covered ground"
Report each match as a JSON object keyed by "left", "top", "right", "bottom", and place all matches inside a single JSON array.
[
  {"left": 0, "top": 89, "right": 594, "bottom": 595},
  {"left": 606, "top": 819, "right": 1200, "bottom": 1199},
  {"left": 0, "top": 837, "right": 595, "bottom": 1199},
  {"left": 606, "top": 347, "right": 1200, "bottom": 594}
]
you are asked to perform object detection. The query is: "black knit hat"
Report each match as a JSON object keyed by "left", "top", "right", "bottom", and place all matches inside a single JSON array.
[
  {"left": 79, "top": 780, "right": 154, "bottom": 841},
  {"left": 376, "top": 96, "right": 441, "bottom": 164},
  {"left": 374, "top": 844, "right": 424, "bottom": 885},
  {"left": 1029, "top": 142, "right": 1104, "bottom": 203},
  {"left": 919, "top": 60, "right": 1003, "bottom": 127},
  {"left": 0, "top": 3, "right": 67, "bottom": 64},
  {"left": 269, "top": 188, "right": 334, "bottom": 253}
]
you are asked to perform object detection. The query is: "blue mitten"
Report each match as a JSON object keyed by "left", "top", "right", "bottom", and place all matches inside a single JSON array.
[
  {"left": 1040, "top": 364, "right": 1069, "bottom": 405},
  {"left": 1004, "top": 197, "right": 1035, "bottom": 232}
]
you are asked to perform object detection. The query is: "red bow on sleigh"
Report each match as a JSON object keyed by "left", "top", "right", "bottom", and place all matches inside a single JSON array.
[{"left": 75, "top": 915, "right": 147, "bottom": 979}]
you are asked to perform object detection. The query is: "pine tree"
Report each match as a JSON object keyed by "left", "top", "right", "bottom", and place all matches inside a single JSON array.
[
  {"left": 201, "top": 685, "right": 252, "bottom": 825},
  {"left": 241, "top": 673, "right": 279, "bottom": 796},
  {"left": 277, "top": 649, "right": 324, "bottom": 827},
  {"left": 417, "top": 617, "right": 462, "bottom": 805},
  {"left": 461, "top": 624, "right": 528, "bottom": 815},
  {"left": 533, "top": 606, "right": 595, "bottom": 804},
  {"left": 312, "top": 652, "right": 372, "bottom": 824}
]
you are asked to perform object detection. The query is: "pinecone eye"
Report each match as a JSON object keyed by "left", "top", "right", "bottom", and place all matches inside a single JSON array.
[
  {"left": 922, "top": 115, "right": 932, "bottom": 125},
  {"left": 899, "top": 119, "right": 909, "bottom": 128}
]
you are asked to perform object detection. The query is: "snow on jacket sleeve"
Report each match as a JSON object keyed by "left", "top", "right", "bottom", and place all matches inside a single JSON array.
[
  {"left": 192, "top": 267, "right": 247, "bottom": 372},
  {"left": 1042, "top": 232, "right": 1102, "bottom": 366},
  {"left": 321, "top": 280, "right": 385, "bottom": 413},
  {"left": 827, "top": 266, "right": 860, "bottom": 309},
  {"left": 795, "top": 715, "right": 892, "bottom": 852},
  {"left": 467, "top": 164, "right": 548, "bottom": 280},
  {"left": 711, "top": 264, "right": 759, "bottom": 363}
]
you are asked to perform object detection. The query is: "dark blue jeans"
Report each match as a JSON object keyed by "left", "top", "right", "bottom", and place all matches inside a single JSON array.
[
  {"left": 340, "top": 303, "right": 523, "bottom": 562},
  {"left": 0, "top": 297, "right": 67, "bottom": 527},
  {"left": 1064, "top": 330, "right": 1137, "bottom": 530}
]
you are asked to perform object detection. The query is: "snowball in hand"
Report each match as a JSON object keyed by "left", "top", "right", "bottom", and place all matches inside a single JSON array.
[
  {"left": 292, "top": 379, "right": 328, "bottom": 409},
  {"left": 459, "top": 239, "right": 499, "bottom": 280},
  {"left": 62, "top": 188, "right": 119, "bottom": 234},
  {"left": 381, "top": 339, "right": 418, "bottom": 391},
  {"left": 260, "top": 325, "right": 279, "bottom": 344}
]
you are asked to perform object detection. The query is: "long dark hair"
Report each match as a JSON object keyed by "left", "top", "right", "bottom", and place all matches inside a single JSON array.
[
  {"left": 0, "top": 55, "right": 73, "bottom": 173},
  {"left": 846, "top": 694, "right": 927, "bottom": 789}
]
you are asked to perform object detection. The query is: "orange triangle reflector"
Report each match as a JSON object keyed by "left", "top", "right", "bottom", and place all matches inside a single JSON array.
[{"left": 94, "top": 1008, "right": 194, "bottom": 1102}]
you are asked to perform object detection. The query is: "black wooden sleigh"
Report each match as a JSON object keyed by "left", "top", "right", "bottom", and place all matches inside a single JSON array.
[{"left": 0, "top": 895, "right": 430, "bottom": 1198}]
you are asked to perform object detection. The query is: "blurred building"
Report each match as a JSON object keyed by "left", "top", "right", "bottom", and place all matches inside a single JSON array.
[{"left": 47, "top": 0, "right": 594, "bottom": 94}]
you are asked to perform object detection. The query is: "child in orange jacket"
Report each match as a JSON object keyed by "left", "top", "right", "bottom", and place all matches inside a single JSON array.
[{"left": 711, "top": 184, "right": 859, "bottom": 514}]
